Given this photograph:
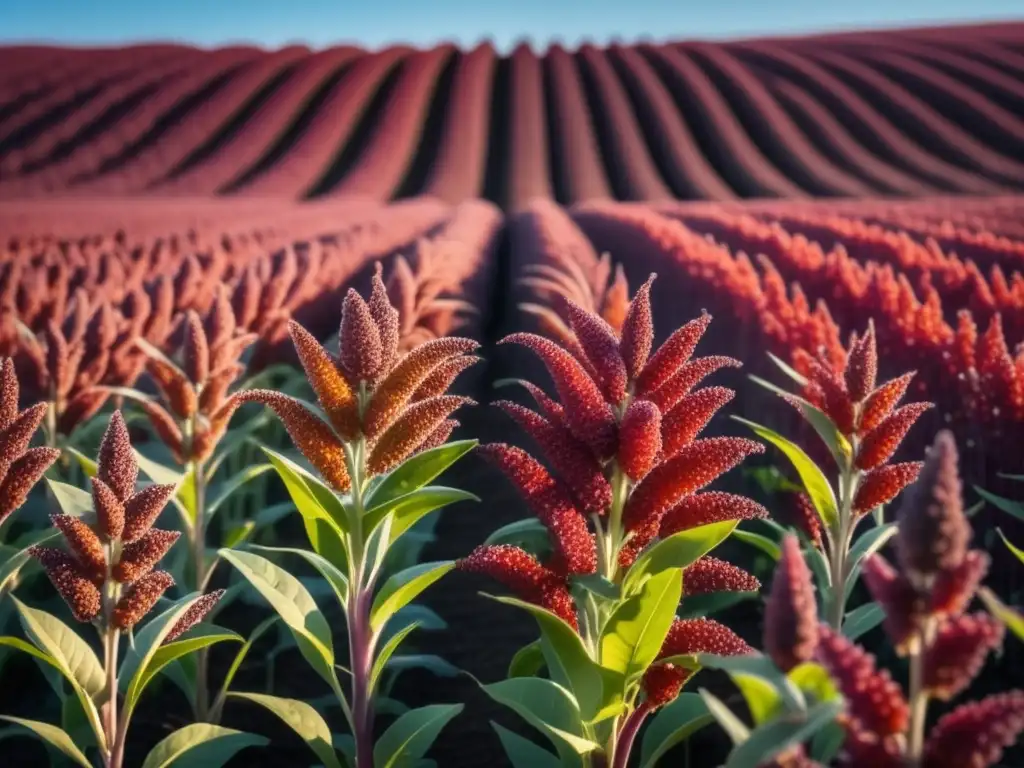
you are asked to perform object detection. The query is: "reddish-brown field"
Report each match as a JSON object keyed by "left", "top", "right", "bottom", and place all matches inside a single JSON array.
[{"left": 2, "top": 20, "right": 1024, "bottom": 767}]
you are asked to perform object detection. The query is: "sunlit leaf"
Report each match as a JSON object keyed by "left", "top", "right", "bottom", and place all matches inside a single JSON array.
[
  {"left": 373, "top": 703, "right": 463, "bottom": 768},
  {"left": 492, "top": 722, "right": 561, "bottom": 768},
  {"left": 230, "top": 692, "right": 343, "bottom": 768},
  {"left": 639, "top": 693, "right": 712, "bottom": 768},
  {"left": 624, "top": 521, "right": 736, "bottom": 595},
  {"left": 0, "top": 716, "right": 91, "bottom": 768},
  {"left": 370, "top": 562, "right": 454, "bottom": 634},
  {"left": 140, "top": 723, "right": 267, "bottom": 768}
]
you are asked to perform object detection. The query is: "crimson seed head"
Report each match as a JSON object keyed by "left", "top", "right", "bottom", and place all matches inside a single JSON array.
[
  {"left": 91, "top": 477, "right": 125, "bottom": 540},
  {"left": 860, "top": 555, "right": 925, "bottom": 653},
  {"left": 50, "top": 514, "right": 105, "bottom": 582},
  {"left": 924, "top": 613, "right": 1004, "bottom": 701},
  {"left": 617, "top": 399, "right": 662, "bottom": 481},
  {"left": 618, "top": 274, "right": 655, "bottom": 382},
  {"left": 122, "top": 483, "right": 177, "bottom": 543},
  {"left": 923, "top": 691, "right": 1024, "bottom": 768},
  {"left": 635, "top": 312, "right": 712, "bottom": 397},
  {"left": 815, "top": 625, "right": 909, "bottom": 737},
  {"left": 858, "top": 372, "right": 915, "bottom": 435},
  {"left": 112, "top": 571, "right": 175, "bottom": 631},
  {"left": 97, "top": 411, "right": 138, "bottom": 502},
  {"left": 659, "top": 492, "right": 768, "bottom": 538},
  {"left": 0, "top": 358, "right": 19, "bottom": 430},
  {"left": 855, "top": 402, "right": 933, "bottom": 471},
  {"left": 932, "top": 550, "right": 990, "bottom": 618},
  {"left": 853, "top": 462, "right": 923, "bottom": 516},
  {"left": 895, "top": 430, "right": 970, "bottom": 582},
  {"left": 764, "top": 536, "right": 818, "bottom": 672},
  {"left": 182, "top": 310, "right": 209, "bottom": 385},
  {"left": 30, "top": 547, "right": 102, "bottom": 622},
  {"left": 844, "top": 322, "right": 877, "bottom": 402},
  {"left": 562, "top": 296, "right": 628, "bottom": 403},
  {"left": 0, "top": 446, "right": 60, "bottom": 524},
  {"left": 683, "top": 556, "right": 759, "bottom": 596},
  {"left": 339, "top": 288, "right": 383, "bottom": 383},
  {"left": 458, "top": 545, "right": 578, "bottom": 630},
  {"left": 0, "top": 401, "right": 50, "bottom": 464},
  {"left": 164, "top": 590, "right": 226, "bottom": 643},
  {"left": 114, "top": 529, "right": 181, "bottom": 583}
]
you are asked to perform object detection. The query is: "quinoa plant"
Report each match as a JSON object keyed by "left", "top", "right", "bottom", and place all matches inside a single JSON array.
[
  {"left": 461, "top": 274, "right": 771, "bottom": 768},
  {"left": 739, "top": 322, "right": 932, "bottom": 633},
  {"left": 224, "top": 266, "right": 478, "bottom": 768},
  {"left": 0, "top": 412, "right": 250, "bottom": 768}
]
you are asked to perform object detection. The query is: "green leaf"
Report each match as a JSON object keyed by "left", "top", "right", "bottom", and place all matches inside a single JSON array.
[
  {"left": 133, "top": 449, "right": 193, "bottom": 523},
  {"left": 248, "top": 545, "right": 349, "bottom": 613},
  {"left": 732, "top": 529, "right": 782, "bottom": 560},
  {"left": 219, "top": 549, "right": 340, "bottom": 697},
  {"left": 974, "top": 486, "right": 1024, "bottom": 522},
  {"left": 384, "top": 655, "right": 459, "bottom": 678},
  {"left": 572, "top": 574, "right": 621, "bottom": 600},
  {"left": 810, "top": 721, "right": 846, "bottom": 764},
  {"left": 766, "top": 352, "right": 809, "bottom": 386},
  {"left": 0, "top": 716, "right": 91, "bottom": 768},
  {"left": 732, "top": 674, "right": 784, "bottom": 726},
  {"left": 842, "top": 602, "right": 885, "bottom": 641},
  {"left": 509, "top": 640, "right": 546, "bottom": 678},
  {"left": 787, "top": 663, "right": 840, "bottom": 705},
  {"left": 262, "top": 448, "right": 349, "bottom": 567},
  {"left": 371, "top": 623, "right": 420, "bottom": 693},
  {"left": 699, "top": 688, "right": 750, "bottom": 744},
  {"left": 230, "top": 692, "right": 343, "bottom": 768},
  {"left": 370, "top": 562, "right": 454, "bottom": 634},
  {"left": 492, "top": 722, "right": 561, "bottom": 768},
  {"left": 373, "top": 703, "right": 463, "bottom": 768},
  {"left": 12, "top": 598, "right": 106, "bottom": 744},
  {"left": 725, "top": 700, "right": 843, "bottom": 768},
  {"left": 205, "top": 464, "right": 274, "bottom": 521},
  {"left": 998, "top": 529, "right": 1024, "bottom": 566},
  {"left": 697, "top": 653, "right": 804, "bottom": 713},
  {"left": 140, "top": 723, "right": 268, "bottom": 768},
  {"left": 0, "top": 529, "right": 58, "bottom": 593},
  {"left": 128, "top": 628, "right": 241, "bottom": 718},
  {"left": 45, "top": 479, "right": 94, "bottom": 520},
  {"left": 481, "top": 677, "right": 597, "bottom": 759},
  {"left": 66, "top": 447, "right": 98, "bottom": 477},
  {"left": 624, "top": 520, "right": 737, "bottom": 594},
  {"left": 733, "top": 417, "right": 838, "bottom": 531},
  {"left": 482, "top": 518, "right": 551, "bottom": 553},
  {"left": 364, "top": 486, "right": 477, "bottom": 545},
  {"left": 601, "top": 569, "right": 682, "bottom": 680},
  {"left": 485, "top": 595, "right": 613, "bottom": 723},
  {"left": 639, "top": 693, "right": 713, "bottom": 768},
  {"left": 979, "top": 587, "right": 1024, "bottom": 642},
  {"left": 366, "top": 440, "right": 477, "bottom": 509},
  {"left": 748, "top": 377, "right": 851, "bottom": 462}
]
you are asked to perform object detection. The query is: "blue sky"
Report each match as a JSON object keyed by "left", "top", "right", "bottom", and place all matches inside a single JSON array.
[{"left": 2, "top": 0, "right": 1021, "bottom": 51}]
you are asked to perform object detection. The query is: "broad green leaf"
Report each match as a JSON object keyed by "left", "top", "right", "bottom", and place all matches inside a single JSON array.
[
  {"left": 492, "top": 722, "right": 561, "bottom": 768},
  {"left": 384, "top": 654, "right": 459, "bottom": 678},
  {"left": 262, "top": 446, "right": 349, "bottom": 552},
  {"left": 733, "top": 417, "right": 838, "bottom": 531},
  {"left": 733, "top": 529, "right": 782, "bottom": 560},
  {"left": 219, "top": 549, "right": 340, "bottom": 697},
  {"left": 13, "top": 598, "right": 104, "bottom": 698},
  {"left": 371, "top": 622, "right": 420, "bottom": 692},
  {"left": 230, "top": 692, "right": 343, "bottom": 768},
  {"left": 0, "top": 529, "right": 58, "bottom": 593},
  {"left": 787, "top": 663, "right": 840, "bottom": 705},
  {"left": 625, "top": 521, "right": 737, "bottom": 594},
  {"left": 601, "top": 569, "right": 682, "bottom": 680},
  {"left": 748, "top": 377, "right": 851, "bottom": 462},
  {"left": 373, "top": 703, "right": 463, "bottom": 768},
  {"left": 140, "top": 723, "right": 268, "bottom": 768},
  {"left": 998, "top": 529, "right": 1024, "bottom": 566},
  {"left": 481, "top": 677, "right": 597, "bottom": 759},
  {"left": 364, "top": 486, "right": 478, "bottom": 545},
  {"left": 979, "top": 587, "right": 1024, "bottom": 642},
  {"left": 842, "top": 602, "right": 885, "bottom": 641},
  {"left": 572, "top": 574, "right": 620, "bottom": 600},
  {"left": 485, "top": 595, "right": 613, "bottom": 724},
  {"left": 482, "top": 518, "right": 551, "bottom": 553},
  {"left": 509, "top": 640, "right": 545, "bottom": 678},
  {"left": 699, "top": 688, "right": 750, "bottom": 744},
  {"left": 205, "top": 464, "right": 274, "bottom": 520},
  {"left": 698, "top": 653, "right": 804, "bottom": 713},
  {"left": 810, "top": 721, "right": 846, "bottom": 764},
  {"left": 0, "top": 716, "right": 91, "bottom": 768},
  {"left": 128, "top": 628, "right": 241, "bottom": 718},
  {"left": 46, "top": 479, "right": 94, "bottom": 520},
  {"left": 733, "top": 674, "right": 784, "bottom": 725},
  {"left": 725, "top": 700, "right": 843, "bottom": 768},
  {"left": 66, "top": 447, "right": 98, "bottom": 477},
  {"left": 639, "top": 693, "right": 713, "bottom": 768},
  {"left": 974, "top": 486, "right": 1024, "bottom": 522},
  {"left": 249, "top": 544, "right": 349, "bottom": 613},
  {"left": 370, "top": 562, "right": 454, "bottom": 634},
  {"left": 366, "top": 440, "right": 477, "bottom": 509}
]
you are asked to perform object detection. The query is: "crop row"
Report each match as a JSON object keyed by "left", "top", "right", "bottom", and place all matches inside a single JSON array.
[{"left": 1, "top": 23, "right": 1022, "bottom": 203}]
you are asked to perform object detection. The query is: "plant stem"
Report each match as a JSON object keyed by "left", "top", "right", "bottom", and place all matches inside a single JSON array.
[
  {"left": 610, "top": 703, "right": 651, "bottom": 768},
  {"left": 604, "top": 466, "right": 630, "bottom": 585},
  {"left": 346, "top": 434, "right": 375, "bottom": 768},
  {"left": 828, "top": 461, "right": 859, "bottom": 630},
  {"left": 101, "top": 538, "right": 124, "bottom": 768},
  {"left": 907, "top": 620, "right": 935, "bottom": 766}
]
